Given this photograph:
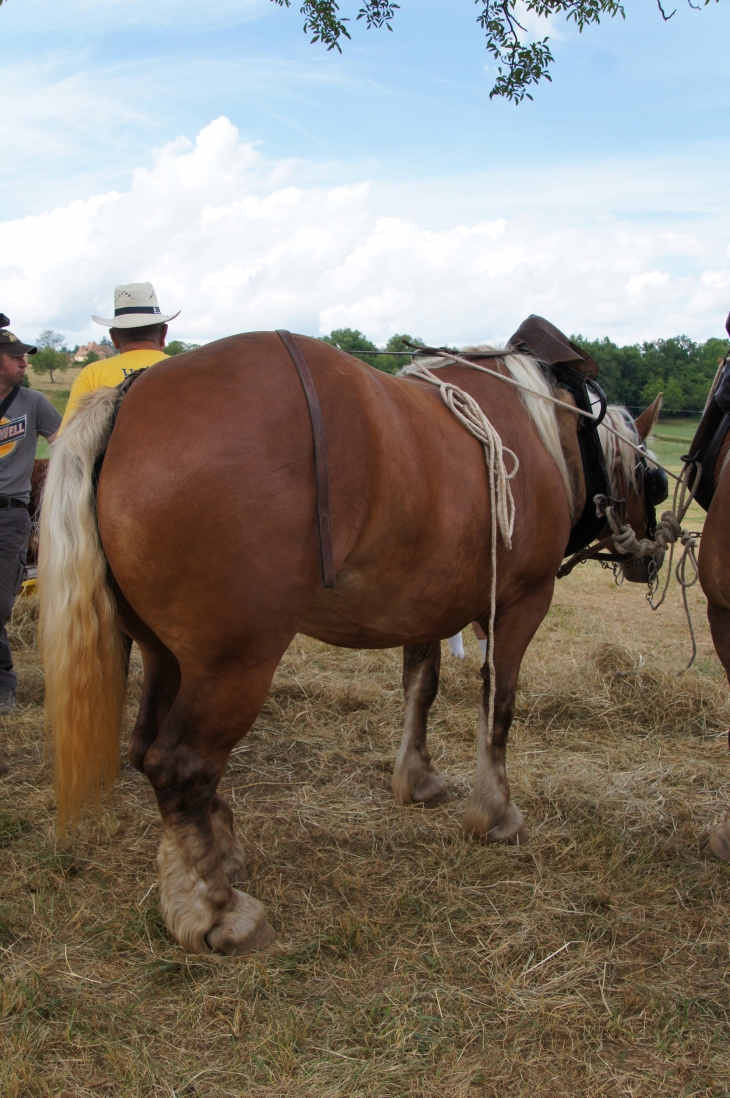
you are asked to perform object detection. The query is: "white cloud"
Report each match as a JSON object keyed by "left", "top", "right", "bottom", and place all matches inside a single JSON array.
[
  {"left": 2, "top": 117, "right": 729, "bottom": 348},
  {"left": 626, "top": 271, "right": 670, "bottom": 295}
]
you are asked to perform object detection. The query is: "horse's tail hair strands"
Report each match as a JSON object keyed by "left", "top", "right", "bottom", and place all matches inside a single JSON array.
[{"left": 39, "top": 388, "right": 128, "bottom": 833}]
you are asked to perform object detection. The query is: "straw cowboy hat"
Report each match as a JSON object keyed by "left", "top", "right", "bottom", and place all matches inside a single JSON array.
[{"left": 92, "top": 282, "right": 180, "bottom": 329}]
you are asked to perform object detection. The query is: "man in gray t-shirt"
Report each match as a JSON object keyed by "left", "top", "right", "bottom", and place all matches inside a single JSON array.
[{"left": 0, "top": 326, "right": 61, "bottom": 712}]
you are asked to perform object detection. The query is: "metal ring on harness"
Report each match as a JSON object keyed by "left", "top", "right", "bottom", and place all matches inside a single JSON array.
[{"left": 584, "top": 377, "right": 608, "bottom": 427}]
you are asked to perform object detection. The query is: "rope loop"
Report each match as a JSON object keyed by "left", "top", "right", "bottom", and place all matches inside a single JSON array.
[{"left": 407, "top": 363, "right": 517, "bottom": 748}]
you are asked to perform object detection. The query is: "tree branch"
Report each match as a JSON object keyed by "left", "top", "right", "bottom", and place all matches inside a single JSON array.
[
  {"left": 655, "top": 0, "right": 677, "bottom": 19},
  {"left": 271, "top": 0, "right": 719, "bottom": 101}
]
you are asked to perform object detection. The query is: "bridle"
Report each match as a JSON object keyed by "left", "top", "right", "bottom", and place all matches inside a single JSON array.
[{"left": 557, "top": 417, "right": 668, "bottom": 581}]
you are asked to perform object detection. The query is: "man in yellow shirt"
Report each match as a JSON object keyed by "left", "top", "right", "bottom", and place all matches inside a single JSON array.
[{"left": 61, "top": 282, "right": 181, "bottom": 427}]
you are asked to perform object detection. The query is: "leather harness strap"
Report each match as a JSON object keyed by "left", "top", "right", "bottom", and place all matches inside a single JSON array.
[{"left": 276, "top": 330, "right": 336, "bottom": 589}]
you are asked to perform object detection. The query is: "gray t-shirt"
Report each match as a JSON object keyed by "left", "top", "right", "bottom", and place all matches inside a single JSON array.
[{"left": 0, "top": 388, "right": 61, "bottom": 502}]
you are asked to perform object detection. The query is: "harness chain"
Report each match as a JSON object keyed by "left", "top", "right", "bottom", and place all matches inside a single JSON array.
[{"left": 407, "top": 364, "right": 518, "bottom": 746}]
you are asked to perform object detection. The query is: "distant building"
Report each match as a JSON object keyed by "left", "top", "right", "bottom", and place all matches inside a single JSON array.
[{"left": 73, "top": 341, "right": 117, "bottom": 363}]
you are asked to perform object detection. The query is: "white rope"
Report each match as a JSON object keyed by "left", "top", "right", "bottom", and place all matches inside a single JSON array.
[
  {"left": 408, "top": 364, "right": 518, "bottom": 742},
  {"left": 409, "top": 347, "right": 681, "bottom": 483},
  {"left": 408, "top": 346, "right": 710, "bottom": 678}
]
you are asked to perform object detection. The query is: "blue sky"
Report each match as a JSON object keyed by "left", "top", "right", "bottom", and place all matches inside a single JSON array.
[{"left": 2, "top": 0, "right": 730, "bottom": 346}]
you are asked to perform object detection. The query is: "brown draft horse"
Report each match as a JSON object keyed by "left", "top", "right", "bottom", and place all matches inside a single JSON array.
[
  {"left": 696, "top": 430, "right": 730, "bottom": 859},
  {"left": 39, "top": 332, "right": 659, "bottom": 955}
]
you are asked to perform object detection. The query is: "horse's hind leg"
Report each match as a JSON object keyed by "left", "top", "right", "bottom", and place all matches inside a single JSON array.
[
  {"left": 463, "top": 584, "right": 554, "bottom": 843},
  {"left": 128, "top": 640, "right": 181, "bottom": 773},
  {"left": 704, "top": 600, "right": 730, "bottom": 861},
  {"left": 392, "top": 641, "right": 449, "bottom": 806},
  {"left": 142, "top": 655, "right": 283, "bottom": 954},
  {"left": 130, "top": 640, "right": 249, "bottom": 884},
  {"left": 210, "top": 792, "right": 249, "bottom": 885}
]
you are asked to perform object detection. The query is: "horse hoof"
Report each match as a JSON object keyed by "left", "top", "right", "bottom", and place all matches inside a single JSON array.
[
  {"left": 464, "top": 801, "right": 527, "bottom": 844},
  {"left": 411, "top": 773, "right": 452, "bottom": 807},
  {"left": 392, "top": 767, "right": 449, "bottom": 807},
  {"left": 704, "top": 810, "right": 730, "bottom": 861},
  {"left": 205, "top": 890, "right": 276, "bottom": 956},
  {"left": 488, "top": 804, "right": 528, "bottom": 845}
]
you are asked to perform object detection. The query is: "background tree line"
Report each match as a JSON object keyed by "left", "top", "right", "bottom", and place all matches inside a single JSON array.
[
  {"left": 26, "top": 332, "right": 200, "bottom": 386},
  {"left": 323, "top": 327, "right": 730, "bottom": 415},
  {"left": 22, "top": 324, "right": 730, "bottom": 414}
]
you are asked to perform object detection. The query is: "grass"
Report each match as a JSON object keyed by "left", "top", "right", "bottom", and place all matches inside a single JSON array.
[
  {"left": 0, "top": 554, "right": 729, "bottom": 1096},
  {"left": 30, "top": 390, "right": 69, "bottom": 458},
  {"left": 649, "top": 418, "right": 701, "bottom": 469}
]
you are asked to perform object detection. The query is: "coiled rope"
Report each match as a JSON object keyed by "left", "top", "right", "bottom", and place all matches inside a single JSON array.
[
  {"left": 409, "top": 344, "right": 681, "bottom": 483},
  {"left": 407, "top": 345, "right": 703, "bottom": 670},
  {"left": 407, "top": 363, "right": 518, "bottom": 742}
]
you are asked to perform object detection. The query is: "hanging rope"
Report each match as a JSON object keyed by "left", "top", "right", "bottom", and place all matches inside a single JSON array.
[
  {"left": 407, "top": 345, "right": 704, "bottom": 671},
  {"left": 407, "top": 363, "right": 518, "bottom": 744},
  {"left": 597, "top": 458, "right": 702, "bottom": 668},
  {"left": 408, "top": 345, "right": 681, "bottom": 483}
]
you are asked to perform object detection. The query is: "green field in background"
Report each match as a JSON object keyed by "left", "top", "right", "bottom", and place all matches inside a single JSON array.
[
  {"left": 647, "top": 416, "right": 700, "bottom": 467},
  {"left": 35, "top": 391, "right": 69, "bottom": 457}
]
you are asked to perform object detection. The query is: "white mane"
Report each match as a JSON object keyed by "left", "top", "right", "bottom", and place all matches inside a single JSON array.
[
  {"left": 598, "top": 406, "right": 644, "bottom": 496},
  {"left": 400, "top": 344, "right": 574, "bottom": 510}
]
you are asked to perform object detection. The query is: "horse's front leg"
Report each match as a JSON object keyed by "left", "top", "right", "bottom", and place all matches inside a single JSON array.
[
  {"left": 463, "top": 585, "right": 554, "bottom": 843},
  {"left": 392, "top": 641, "right": 450, "bottom": 806}
]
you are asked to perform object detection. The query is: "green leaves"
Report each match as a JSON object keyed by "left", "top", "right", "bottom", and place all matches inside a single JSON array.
[
  {"left": 271, "top": 0, "right": 713, "bottom": 102},
  {"left": 320, "top": 329, "right": 424, "bottom": 373},
  {"left": 271, "top": 0, "right": 353, "bottom": 51},
  {"left": 272, "top": 0, "right": 399, "bottom": 49},
  {"left": 573, "top": 333, "right": 730, "bottom": 415}
]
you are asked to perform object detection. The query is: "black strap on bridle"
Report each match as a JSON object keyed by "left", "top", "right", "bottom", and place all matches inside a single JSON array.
[{"left": 276, "top": 331, "right": 336, "bottom": 589}]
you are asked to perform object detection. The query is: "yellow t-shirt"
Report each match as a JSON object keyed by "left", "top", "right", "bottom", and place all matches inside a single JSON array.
[{"left": 61, "top": 349, "right": 169, "bottom": 428}]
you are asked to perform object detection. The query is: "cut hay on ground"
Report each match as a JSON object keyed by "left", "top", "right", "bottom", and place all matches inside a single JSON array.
[{"left": 1, "top": 560, "right": 729, "bottom": 1097}]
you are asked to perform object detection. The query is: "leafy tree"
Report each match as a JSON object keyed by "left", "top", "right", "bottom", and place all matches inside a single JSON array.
[
  {"left": 82, "top": 351, "right": 101, "bottom": 366},
  {"left": 321, "top": 329, "right": 426, "bottom": 372},
  {"left": 31, "top": 349, "right": 71, "bottom": 384},
  {"left": 321, "top": 327, "right": 379, "bottom": 363},
  {"left": 371, "top": 333, "right": 425, "bottom": 374},
  {"left": 37, "top": 330, "right": 65, "bottom": 353},
  {"left": 165, "top": 340, "right": 201, "bottom": 356},
  {"left": 32, "top": 331, "right": 71, "bottom": 384},
  {"left": 271, "top": 0, "right": 717, "bottom": 103},
  {"left": 573, "top": 333, "right": 729, "bottom": 415}
]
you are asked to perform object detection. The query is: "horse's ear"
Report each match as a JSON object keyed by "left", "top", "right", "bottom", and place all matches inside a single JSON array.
[{"left": 634, "top": 393, "right": 663, "bottom": 441}]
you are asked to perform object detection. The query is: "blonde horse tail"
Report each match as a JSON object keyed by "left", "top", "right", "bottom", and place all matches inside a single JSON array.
[{"left": 39, "top": 388, "right": 128, "bottom": 832}]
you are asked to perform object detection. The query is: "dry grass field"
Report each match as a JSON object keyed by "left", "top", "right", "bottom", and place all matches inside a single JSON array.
[{"left": 1, "top": 503, "right": 729, "bottom": 1096}]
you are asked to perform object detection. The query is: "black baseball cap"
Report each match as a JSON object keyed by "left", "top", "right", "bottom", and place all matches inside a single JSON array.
[{"left": 0, "top": 329, "right": 37, "bottom": 356}]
